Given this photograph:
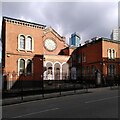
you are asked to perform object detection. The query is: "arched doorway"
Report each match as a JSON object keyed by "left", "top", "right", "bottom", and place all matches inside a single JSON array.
[
  {"left": 54, "top": 63, "right": 60, "bottom": 80},
  {"left": 44, "top": 62, "right": 53, "bottom": 80},
  {"left": 71, "top": 67, "right": 76, "bottom": 80},
  {"left": 62, "top": 63, "right": 69, "bottom": 80}
]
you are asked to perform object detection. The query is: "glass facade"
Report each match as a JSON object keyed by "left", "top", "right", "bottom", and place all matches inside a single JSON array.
[{"left": 70, "top": 32, "right": 81, "bottom": 47}]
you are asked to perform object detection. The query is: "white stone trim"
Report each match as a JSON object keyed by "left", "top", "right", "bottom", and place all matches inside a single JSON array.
[
  {"left": 17, "top": 58, "right": 25, "bottom": 76},
  {"left": 26, "top": 58, "right": 33, "bottom": 75},
  {"left": 18, "top": 34, "right": 26, "bottom": 51},
  {"left": 44, "top": 61, "right": 69, "bottom": 80},
  {"left": 25, "top": 35, "right": 34, "bottom": 52},
  {"left": 107, "top": 48, "right": 111, "bottom": 59},
  {"left": 18, "top": 58, "right": 33, "bottom": 76},
  {"left": 54, "top": 61, "right": 62, "bottom": 80},
  {"left": 25, "top": 59, "right": 28, "bottom": 75},
  {"left": 61, "top": 62, "right": 67, "bottom": 65},
  {"left": 32, "top": 37, "right": 34, "bottom": 52},
  {"left": 44, "top": 61, "right": 54, "bottom": 67},
  {"left": 18, "top": 34, "right": 34, "bottom": 52},
  {"left": 44, "top": 61, "right": 54, "bottom": 80},
  {"left": 62, "top": 62, "right": 69, "bottom": 79}
]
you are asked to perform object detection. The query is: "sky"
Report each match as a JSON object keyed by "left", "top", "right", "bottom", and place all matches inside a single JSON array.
[{"left": 0, "top": 0, "right": 119, "bottom": 62}]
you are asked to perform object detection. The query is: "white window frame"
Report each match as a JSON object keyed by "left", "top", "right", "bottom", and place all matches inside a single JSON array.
[
  {"left": 111, "top": 49, "right": 115, "bottom": 59},
  {"left": 18, "top": 34, "right": 34, "bottom": 52},
  {"left": 18, "top": 58, "right": 33, "bottom": 76},
  {"left": 107, "top": 49, "right": 111, "bottom": 59},
  {"left": 25, "top": 35, "right": 34, "bottom": 52},
  {"left": 18, "top": 58, "right": 25, "bottom": 76},
  {"left": 18, "top": 34, "right": 26, "bottom": 51},
  {"left": 26, "top": 59, "right": 33, "bottom": 75}
]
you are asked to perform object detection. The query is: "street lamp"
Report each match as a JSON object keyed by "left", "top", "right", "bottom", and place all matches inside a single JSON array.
[{"left": 39, "top": 56, "right": 46, "bottom": 97}]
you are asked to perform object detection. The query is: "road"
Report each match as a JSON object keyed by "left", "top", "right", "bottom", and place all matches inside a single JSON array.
[{"left": 2, "top": 88, "right": 119, "bottom": 118}]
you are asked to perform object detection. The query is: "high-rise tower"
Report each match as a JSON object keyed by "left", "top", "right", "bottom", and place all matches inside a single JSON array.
[
  {"left": 69, "top": 32, "right": 81, "bottom": 47},
  {"left": 111, "top": 29, "right": 120, "bottom": 41}
]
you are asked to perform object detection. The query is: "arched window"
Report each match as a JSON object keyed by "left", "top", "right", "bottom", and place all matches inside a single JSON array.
[
  {"left": 45, "top": 62, "right": 53, "bottom": 80},
  {"left": 54, "top": 63, "right": 60, "bottom": 80},
  {"left": 111, "top": 64, "right": 115, "bottom": 75},
  {"left": 82, "top": 66, "right": 84, "bottom": 76},
  {"left": 82, "top": 53, "right": 86, "bottom": 62},
  {"left": 107, "top": 49, "right": 111, "bottom": 59},
  {"left": 26, "top": 36, "right": 32, "bottom": 51},
  {"left": 20, "top": 35, "right": 25, "bottom": 49},
  {"left": 108, "top": 64, "right": 115, "bottom": 76},
  {"left": 19, "top": 59, "right": 25, "bottom": 75},
  {"left": 86, "top": 66, "right": 90, "bottom": 76},
  {"left": 111, "top": 49, "right": 115, "bottom": 59},
  {"left": 108, "top": 64, "right": 110, "bottom": 76},
  {"left": 71, "top": 67, "right": 76, "bottom": 80},
  {"left": 18, "top": 34, "right": 34, "bottom": 51},
  {"left": 62, "top": 63, "right": 69, "bottom": 80},
  {"left": 26, "top": 59, "right": 32, "bottom": 75},
  {"left": 78, "top": 54, "right": 81, "bottom": 63},
  {"left": 92, "top": 65, "right": 96, "bottom": 76}
]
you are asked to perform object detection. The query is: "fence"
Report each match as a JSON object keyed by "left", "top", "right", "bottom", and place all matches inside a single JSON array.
[
  {"left": 2, "top": 72, "right": 120, "bottom": 99},
  {"left": 2, "top": 79, "right": 89, "bottom": 99}
]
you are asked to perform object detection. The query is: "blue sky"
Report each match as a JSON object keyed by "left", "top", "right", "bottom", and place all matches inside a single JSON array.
[{"left": 0, "top": 0, "right": 119, "bottom": 63}]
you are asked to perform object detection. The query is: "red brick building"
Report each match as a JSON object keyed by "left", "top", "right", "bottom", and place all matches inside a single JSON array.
[
  {"left": 2, "top": 17, "right": 120, "bottom": 90},
  {"left": 2, "top": 17, "right": 70, "bottom": 90},
  {"left": 72, "top": 38, "right": 120, "bottom": 85}
]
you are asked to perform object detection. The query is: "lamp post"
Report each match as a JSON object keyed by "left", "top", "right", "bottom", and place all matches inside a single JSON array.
[{"left": 39, "top": 56, "right": 45, "bottom": 98}]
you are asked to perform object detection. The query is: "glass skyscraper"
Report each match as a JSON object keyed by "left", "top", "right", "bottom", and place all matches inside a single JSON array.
[{"left": 69, "top": 32, "right": 81, "bottom": 47}]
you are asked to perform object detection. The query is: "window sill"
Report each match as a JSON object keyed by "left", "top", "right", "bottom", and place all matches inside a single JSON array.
[
  {"left": 17, "top": 49, "right": 25, "bottom": 52},
  {"left": 17, "top": 49, "right": 34, "bottom": 53},
  {"left": 108, "top": 58, "right": 115, "bottom": 60},
  {"left": 26, "top": 50, "right": 33, "bottom": 53}
]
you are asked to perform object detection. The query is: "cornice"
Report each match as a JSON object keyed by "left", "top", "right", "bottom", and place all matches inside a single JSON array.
[{"left": 3, "top": 16, "right": 46, "bottom": 29}]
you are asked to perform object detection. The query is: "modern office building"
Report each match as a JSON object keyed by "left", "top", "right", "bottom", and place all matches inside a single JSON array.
[
  {"left": 69, "top": 32, "right": 81, "bottom": 47},
  {"left": 111, "top": 29, "right": 120, "bottom": 41}
]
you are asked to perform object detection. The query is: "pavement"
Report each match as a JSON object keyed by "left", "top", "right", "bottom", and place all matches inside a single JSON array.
[
  {"left": 2, "top": 85, "right": 119, "bottom": 106},
  {"left": 2, "top": 86, "right": 119, "bottom": 118}
]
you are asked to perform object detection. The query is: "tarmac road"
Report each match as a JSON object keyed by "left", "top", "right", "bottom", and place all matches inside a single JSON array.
[{"left": 2, "top": 87, "right": 119, "bottom": 118}]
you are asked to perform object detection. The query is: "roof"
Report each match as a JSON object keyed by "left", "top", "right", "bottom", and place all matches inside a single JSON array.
[
  {"left": 3, "top": 16, "right": 46, "bottom": 28},
  {"left": 44, "top": 27, "right": 68, "bottom": 47},
  {"left": 78, "top": 37, "right": 120, "bottom": 49}
]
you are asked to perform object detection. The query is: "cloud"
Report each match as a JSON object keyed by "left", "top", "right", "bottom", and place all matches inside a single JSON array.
[
  {"left": 1, "top": 1, "right": 118, "bottom": 44},
  {"left": 118, "top": 2, "right": 120, "bottom": 27},
  {"left": 1, "top": 0, "right": 119, "bottom": 2}
]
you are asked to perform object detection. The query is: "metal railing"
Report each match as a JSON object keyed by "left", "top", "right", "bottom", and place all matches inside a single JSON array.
[
  {"left": 2, "top": 79, "right": 88, "bottom": 100},
  {"left": 2, "top": 73, "right": 120, "bottom": 100}
]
